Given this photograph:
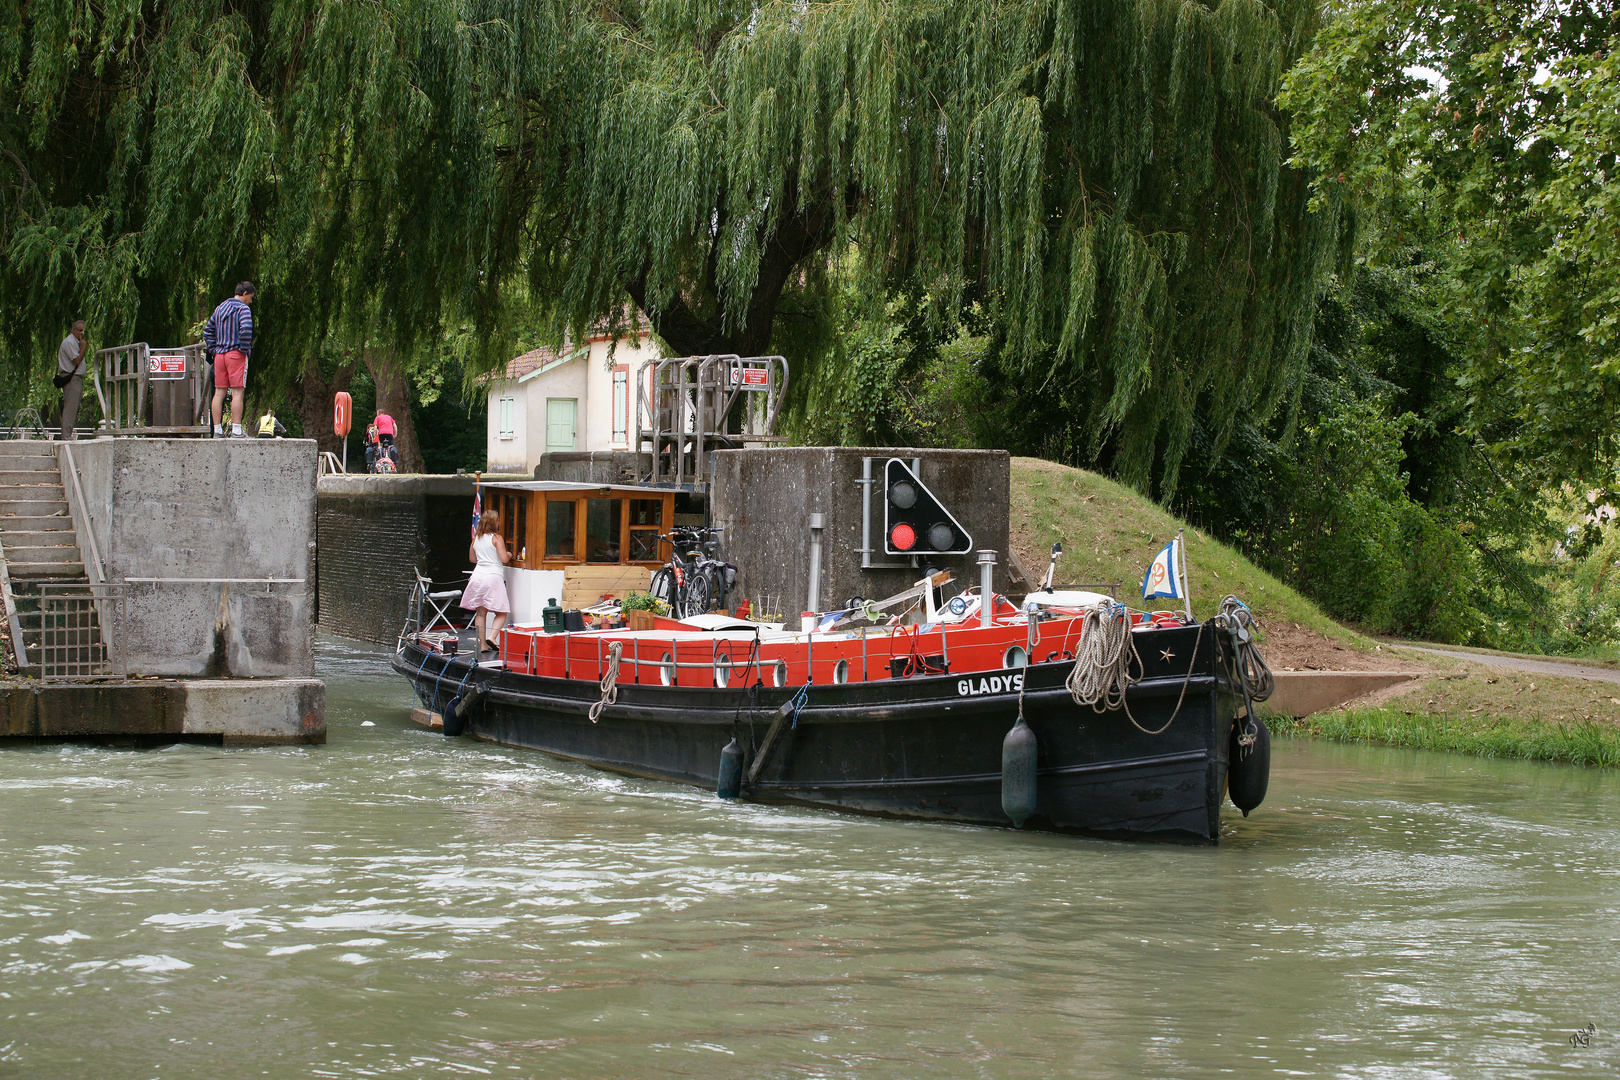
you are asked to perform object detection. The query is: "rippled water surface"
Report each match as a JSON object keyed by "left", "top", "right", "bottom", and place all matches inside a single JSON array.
[{"left": 2, "top": 637, "right": 1618, "bottom": 1079}]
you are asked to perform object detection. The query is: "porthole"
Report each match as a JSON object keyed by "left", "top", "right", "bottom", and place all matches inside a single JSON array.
[
  {"left": 771, "top": 659, "right": 787, "bottom": 687},
  {"left": 660, "top": 652, "right": 675, "bottom": 687},
  {"left": 833, "top": 659, "right": 849, "bottom": 684},
  {"left": 714, "top": 655, "right": 731, "bottom": 688},
  {"left": 1004, "top": 646, "right": 1028, "bottom": 669}
]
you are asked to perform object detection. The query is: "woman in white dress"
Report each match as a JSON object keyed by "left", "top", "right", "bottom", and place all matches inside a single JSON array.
[{"left": 463, "top": 509, "right": 511, "bottom": 655}]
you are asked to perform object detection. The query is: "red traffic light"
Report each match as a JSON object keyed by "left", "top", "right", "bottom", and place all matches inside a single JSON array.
[{"left": 890, "top": 522, "right": 917, "bottom": 551}]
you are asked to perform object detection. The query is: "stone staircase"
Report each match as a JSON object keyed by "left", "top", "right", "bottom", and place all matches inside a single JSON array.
[{"left": 0, "top": 441, "right": 95, "bottom": 674}]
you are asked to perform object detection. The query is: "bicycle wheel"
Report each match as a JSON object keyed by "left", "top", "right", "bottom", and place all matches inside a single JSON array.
[
  {"left": 649, "top": 568, "right": 675, "bottom": 612},
  {"left": 684, "top": 570, "right": 712, "bottom": 618}
]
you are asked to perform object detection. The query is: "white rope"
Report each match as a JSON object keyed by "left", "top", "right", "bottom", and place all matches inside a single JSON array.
[
  {"left": 588, "top": 641, "right": 622, "bottom": 724},
  {"left": 1066, "top": 602, "right": 1139, "bottom": 712},
  {"left": 1066, "top": 601, "right": 1204, "bottom": 736}
]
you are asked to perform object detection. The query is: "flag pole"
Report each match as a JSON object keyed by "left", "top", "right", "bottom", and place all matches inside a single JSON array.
[{"left": 1177, "top": 528, "right": 1192, "bottom": 623}]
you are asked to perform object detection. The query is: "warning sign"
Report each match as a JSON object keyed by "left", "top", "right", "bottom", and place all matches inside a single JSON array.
[
  {"left": 729, "top": 366, "right": 769, "bottom": 389},
  {"left": 148, "top": 350, "right": 187, "bottom": 378}
]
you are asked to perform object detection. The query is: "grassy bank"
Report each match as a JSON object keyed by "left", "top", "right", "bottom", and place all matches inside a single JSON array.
[
  {"left": 1271, "top": 656, "right": 1620, "bottom": 766},
  {"left": 1008, "top": 457, "right": 1364, "bottom": 644},
  {"left": 1006, "top": 456, "right": 1620, "bottom": 767},
  {"left": 1270, "top": 709, "right": 1620, "bottom": 767}
]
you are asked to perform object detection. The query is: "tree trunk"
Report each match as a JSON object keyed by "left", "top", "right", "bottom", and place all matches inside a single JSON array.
[
  {"left": 362, "top": 345, "right": 423, "bottom": 474},
  {"left": 289, "top": 351, "right": 359, "bottom": 461},
  {"left": 628, "top": 181, "right": 841, "bottom": 358}
]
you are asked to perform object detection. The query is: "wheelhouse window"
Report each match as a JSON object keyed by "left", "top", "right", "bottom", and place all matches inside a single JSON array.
[
  {"left": 585, "top": 499, "right": 621, "bottom": 563},
  {"left": 628, "top": 499, "right": 663, "bottom": 562},
  {"left": 544, "top": 499, "right": 575, "bottom": 558},
  {"left": 496, "top": 492, "right": 526, "bottom": 564}
]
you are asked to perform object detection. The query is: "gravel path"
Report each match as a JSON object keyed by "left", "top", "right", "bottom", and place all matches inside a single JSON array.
[{"left": 1393, "top": 645, "right": 1620, "bottom": 685}]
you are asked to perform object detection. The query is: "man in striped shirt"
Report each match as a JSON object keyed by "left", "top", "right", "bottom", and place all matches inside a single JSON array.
[{"left": 203, "top": 281, "right": 256, "bottom": 437}]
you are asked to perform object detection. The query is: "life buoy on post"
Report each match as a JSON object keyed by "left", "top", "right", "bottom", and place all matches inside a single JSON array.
[
  {"left": 333, "top": 392, "right": 352, "bottom": 437},
  {"left": 334, "top": 392, "right": 352, "bottom": 471}
]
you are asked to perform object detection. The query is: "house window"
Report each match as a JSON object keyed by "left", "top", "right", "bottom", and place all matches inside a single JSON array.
[
  {"left": 612, "top": 367, "right": 629, "bottom": 446},
  {"left": 498, "top": 396, "right": 516, "bottom": 439}
]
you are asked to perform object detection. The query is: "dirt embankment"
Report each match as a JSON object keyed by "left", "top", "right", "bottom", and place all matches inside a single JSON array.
[{"left": 1257, "top": 622, "right": 1430, "bottom": 674}]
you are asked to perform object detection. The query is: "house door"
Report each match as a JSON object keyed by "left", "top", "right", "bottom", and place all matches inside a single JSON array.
[{"left": 545, "top": 398, "right": 577, "bottom": 452}]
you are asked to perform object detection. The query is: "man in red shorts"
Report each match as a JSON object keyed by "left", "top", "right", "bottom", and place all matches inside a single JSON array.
[{"left": 203, "top": 281, "right": 256, "bottom": 437}]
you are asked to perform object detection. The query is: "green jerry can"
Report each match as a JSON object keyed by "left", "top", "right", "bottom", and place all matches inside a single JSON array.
[{"left": 542, "top": 598, "right": 565, "bottom": 634}]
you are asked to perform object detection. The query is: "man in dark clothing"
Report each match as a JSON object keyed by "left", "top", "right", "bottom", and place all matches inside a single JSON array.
[{"left": 203, "top": 282, "right": 256, "bottom": 437}]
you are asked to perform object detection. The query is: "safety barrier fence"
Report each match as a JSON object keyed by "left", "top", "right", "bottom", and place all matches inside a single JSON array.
[{"left": 39, "top": 583, "right": 125, "bottom": 682}]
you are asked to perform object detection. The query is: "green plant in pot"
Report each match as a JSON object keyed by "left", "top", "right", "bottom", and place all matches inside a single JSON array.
[{"left": 621, "top": 591, "right": 669, "bottom": 616}]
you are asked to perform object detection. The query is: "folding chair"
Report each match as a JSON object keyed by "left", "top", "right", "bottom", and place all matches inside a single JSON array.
[{"left": 415, "top": 568, "right": 466, "bottom": 631}]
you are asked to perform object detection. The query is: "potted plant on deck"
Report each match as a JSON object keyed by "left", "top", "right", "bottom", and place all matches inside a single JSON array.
[{"left": 620, "top": 591, "right": 669, "bottom": 632}]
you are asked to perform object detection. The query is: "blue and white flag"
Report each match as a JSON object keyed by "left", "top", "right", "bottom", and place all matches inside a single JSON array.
[{"left": 1141, "top": 538, "right": 1184, "bottom": 601}]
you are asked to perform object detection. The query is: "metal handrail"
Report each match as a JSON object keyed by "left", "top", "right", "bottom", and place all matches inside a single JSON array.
[
  {"left": 0, "top": 534, "right": 29, "bottom": 672},
  {"left": 59, "top": 443, "right": 106, "bottom": 586}
]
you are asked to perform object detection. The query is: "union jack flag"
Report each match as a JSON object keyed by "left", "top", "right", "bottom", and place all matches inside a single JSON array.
[{"left": 471, "top": 484, "right": 481, "bottom": 541}]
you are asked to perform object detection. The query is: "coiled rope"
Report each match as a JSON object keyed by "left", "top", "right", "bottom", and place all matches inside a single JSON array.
[
  {"left": 588, "top": 641, "right": 623, "bottom": 724},
  {"left": 1066, "top": 602, "right": 1140, "bottom": 713},
  {"left": 1066, "top": 601, "right": 1205, "bottom": 735},
  {"left": 1215, "top": 595, "right": 1274, "bottom": 703}
]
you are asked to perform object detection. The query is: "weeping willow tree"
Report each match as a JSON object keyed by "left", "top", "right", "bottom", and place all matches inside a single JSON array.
[
  {"left": 525, "top": 0, "right": 1344, "bottom": 491},
  {"left": 0, "top": 0, "right": 535, "bottom": 465}
]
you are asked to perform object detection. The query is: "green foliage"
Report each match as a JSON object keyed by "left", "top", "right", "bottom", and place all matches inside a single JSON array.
[
  {"left": 413, "top": 363, "right": 489, "bottom": 476},
  {"left": 621, "top": 591, "right": 669, "bottom": 615},
  {"left": 0, "top": 0, "right": 534, "bottom": 400},
  {"left": 1281, "top": 0, "right": 1620, "bottom": 497},
  {"left": 530, "top": 0, "right": 1345, "bottom": 494}
]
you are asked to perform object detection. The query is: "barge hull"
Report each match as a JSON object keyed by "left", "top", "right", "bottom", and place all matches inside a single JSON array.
[{"left": 396, "top": 623, "right": 1239, "bottom": 842}]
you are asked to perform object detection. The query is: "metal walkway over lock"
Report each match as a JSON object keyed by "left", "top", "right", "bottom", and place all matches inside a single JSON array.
[
  {"left": 635, "top": 354, "right": 788, "bottom": 490},
  {"left": 93, "top": 342, "right": 211, "bottom": 436}
]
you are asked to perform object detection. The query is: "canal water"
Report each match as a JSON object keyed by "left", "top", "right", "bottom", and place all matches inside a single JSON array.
[{"left": 2, "top": 638, "right": 1617, "bottom": 1079}]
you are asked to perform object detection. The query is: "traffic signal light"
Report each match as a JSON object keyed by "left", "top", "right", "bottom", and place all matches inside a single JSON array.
[{"left": 884, "top": 459, "right": 973, "bottom": 555}]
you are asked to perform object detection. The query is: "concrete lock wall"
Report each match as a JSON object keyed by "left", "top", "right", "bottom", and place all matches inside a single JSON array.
[
  {"left": 68, "top": 438, "right": 317, "bottom": 677},
  {"left": 708, "top": 448, "right": 1014, "bottom": 619},
  {"left": 316, "top": 475, "right": 476, "bottom": 645}
]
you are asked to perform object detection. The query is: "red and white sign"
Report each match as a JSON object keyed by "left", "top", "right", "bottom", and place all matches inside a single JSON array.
[
  {"left": 148, "top": 350, "right": 187, "bottom": 378},
  {"left": 729, "top": 366, "right": 770, "bottom": 389}
]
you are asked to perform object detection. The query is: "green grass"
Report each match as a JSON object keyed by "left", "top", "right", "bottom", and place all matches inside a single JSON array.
[
  {"left": 1009, "top": 457, "right": 1367, "bottom": 646},
  {"left": 1270, "top": 708, "right": 1620, "bottom": 767}
]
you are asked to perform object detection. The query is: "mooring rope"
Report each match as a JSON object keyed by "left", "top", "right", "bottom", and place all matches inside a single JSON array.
[
  {"left": 1215, "top": 594, "right": 1275, "bottom": 703},
  {"left": 588, "top": 641, "right": 623, "bottom": 724}
]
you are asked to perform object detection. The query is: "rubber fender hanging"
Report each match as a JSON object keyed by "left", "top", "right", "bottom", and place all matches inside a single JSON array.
[
  {"left": 1001, "top": 716, "right": 1039, "bottom": 828},
  {"left": 1227, "top": 716, "right": 1270, "bottom": 816},
  {"left": 716, "top": 737, "right": 745, "bottom": 800},
  {"left": 442, "top": 696, "right": 465, "bottom": 737},
  {"left": 442, "top": 686, "right": 488, "bottom": 738}
]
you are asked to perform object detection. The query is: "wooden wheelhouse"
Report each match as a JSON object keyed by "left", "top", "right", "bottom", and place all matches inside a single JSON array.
[{"left": 478, "top": 481, "right": 677, "bottom": 615}]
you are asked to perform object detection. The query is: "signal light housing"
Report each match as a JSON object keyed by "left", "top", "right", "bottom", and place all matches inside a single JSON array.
[{"left": 882, "top": 459, "right": 973, "bottom": 556}]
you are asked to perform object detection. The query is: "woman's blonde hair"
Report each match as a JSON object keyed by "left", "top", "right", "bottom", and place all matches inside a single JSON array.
[{"left": 476, "top": 508, "right": 501, "bottom": 537}]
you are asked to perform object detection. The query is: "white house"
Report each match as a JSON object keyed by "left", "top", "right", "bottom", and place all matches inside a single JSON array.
[{"left": 485, "top": 327, "right": 660, "bottom": 476}]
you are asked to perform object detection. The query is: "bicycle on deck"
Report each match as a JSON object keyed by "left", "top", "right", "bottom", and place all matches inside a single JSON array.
[{"left": 649, "top": 526, "right": 735, "bottom": 618}]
